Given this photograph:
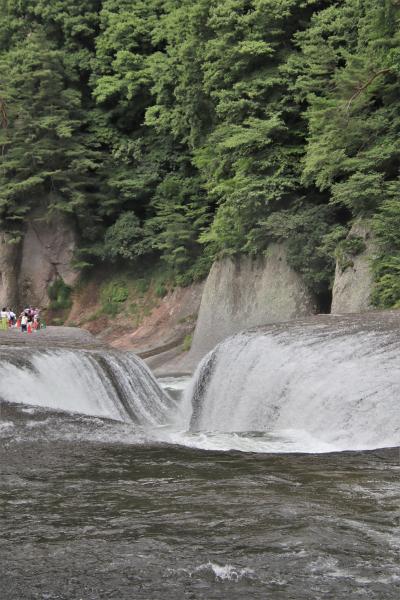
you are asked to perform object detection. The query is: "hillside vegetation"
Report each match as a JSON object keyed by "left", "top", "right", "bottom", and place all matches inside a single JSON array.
[{"left": 0, "top": 0, "right": 399, "bottom": 307}]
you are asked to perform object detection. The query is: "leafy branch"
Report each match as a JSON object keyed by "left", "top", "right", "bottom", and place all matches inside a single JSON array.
[{"left": 345, "top": 68, "right": 391, "bottom": 112}]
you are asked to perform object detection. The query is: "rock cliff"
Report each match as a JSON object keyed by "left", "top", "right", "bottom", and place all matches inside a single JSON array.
[
  {"left": 331, "top": 221, "right": 376, "bottom": 314},
  {"left": 0, "top": 233, "right": 21, "bottom": 308},
  {"left": 0, "top": 211, "right": 78, "bottom": 309},
  {"left": 106, "top": 281, "right": 204, "bottom": 354},
  {"left": 164, "top": 244, "right": 317, "bottom": 371},
  {"left": 0, "top": 211, "right": 380, "bottom": 373}
]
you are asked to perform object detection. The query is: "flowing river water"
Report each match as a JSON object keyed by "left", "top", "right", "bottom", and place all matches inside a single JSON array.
[{"left": 0, "top": 317, "right": 400, "bottom": 599}]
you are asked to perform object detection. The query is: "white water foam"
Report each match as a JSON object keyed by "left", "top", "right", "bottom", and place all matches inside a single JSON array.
[
  {"left": 159, "top": 376, "right": 192, "bottom": 393},
  {"left": 0, "top": 351, "right": 124, "bottom": 419},
  {"left": 167, "top": 562, "right": 256, "bottom": 582},
  {"left": 0, "top": 349, "right": 172, "bottom": 426},
  {"left": 2, "top": 317, "right": 400, "bottom": 454},
  {"left": 183, "top": 326, "right": 400, "bottom": 453}
]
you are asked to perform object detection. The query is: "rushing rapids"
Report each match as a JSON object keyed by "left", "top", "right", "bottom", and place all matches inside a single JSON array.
[
  {"left": 1, "top": 312, "right": 400, "bottom": 453},
  {"left": 1, "top": 321, "right": 400, "bottom": 599},
  {"left": 0, "top": 345, "right": 174, "bottom": 426},
  {"left": 186, "top": 312, "right": 400, "bottom": 453}
]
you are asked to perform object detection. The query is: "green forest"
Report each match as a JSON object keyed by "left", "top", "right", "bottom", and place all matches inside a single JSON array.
[{"left": 0, "top": 0, "right": 399, "bottom": 309}]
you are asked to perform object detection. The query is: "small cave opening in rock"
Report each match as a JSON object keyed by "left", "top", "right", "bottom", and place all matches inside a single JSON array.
[{"left": 316, "top": 288, "right": 332, "bottom": 314}]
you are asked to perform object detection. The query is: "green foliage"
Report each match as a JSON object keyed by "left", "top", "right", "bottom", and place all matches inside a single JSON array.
[
  {"left": 371, "top": 258, "right": 400, "bottom": 308},
  {"left": 86, "top": 309, "right": 103, "bottom": 322},
  {"left": 0, "top": 2, "right": 107, "bottom": 236},
  {"left": 135, "top": 279, "right": 150, "bottom": 295},
  {"left": 373, "top": 196, "right": 400, "bottom": 253},
  {"left": 101, "top": 280, "right": 129, "bottom": 306},
  {"left": 371, "top": 198, "right": 400, "bottom": 307},
  {"left": 336, "top": 236, "right": 366, "bottom": 271},
  {"left": 259, "top": 205, "right": 340, "bottom": 294},
  {"left": 292, "top": 0, "right": 400, "bottom": 302},
  {"left": 103, "top": 212, "right": 149, "bottom": 261},
  {"left": 102, "top": 302, "right": 121, "bottom": 317},
  {"left": 48, "top": 278, "right": 72, "bottom": 310},
  {"left": 2, "top": 0, "right": 400, "bottom": 305},
  {"left": 100, "top": 278, "right": 129, "bottom": 316},
  {"left": 155, "top": 281, "right": 167, "bottom": 298},
  {"left": 194, "top": 0, "right": 323, "bottom": 261},
  {"left": 90, "top": 268, "right": 168, "bottom": 325},
  {"left": 146, "top": 173, "right": 212, "bottom": 279},
  {"left": 182, "top": 333, "right": 193, "bottom": 352}
]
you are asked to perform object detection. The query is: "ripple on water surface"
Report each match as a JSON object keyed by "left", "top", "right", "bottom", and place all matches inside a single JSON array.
[{"left": 1, "top": 401, "right": 400, "bottom": 600}]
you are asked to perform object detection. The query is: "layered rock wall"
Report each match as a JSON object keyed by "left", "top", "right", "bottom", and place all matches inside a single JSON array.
[
  {"left": 185, "top": 244, "right": 317, "bottom": 365},
  {"left": 18, "top": 212, "right": 78, "bottom": 307},
  {"left": 0, "top": 233, "right": 21, "bottom": 309},
  {"left": 0, "top": 211, "right": 78, "bottom": 309},
  {"left": 331, "top": 221, "right": 376, "bottom": 314}
]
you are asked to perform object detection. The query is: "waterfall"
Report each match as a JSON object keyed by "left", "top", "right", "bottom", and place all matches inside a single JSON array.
[
  {"left": 0, "top": 348, "right": 174, "bottom": 426},
  {"left": 187, "top": 315, "right": 400, "bottom": 452},
  {"left": 1, "top": 313, "right": 400, "bottom": 453}
]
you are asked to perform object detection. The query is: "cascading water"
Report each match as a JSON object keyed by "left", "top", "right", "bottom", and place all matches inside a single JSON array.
[
  {"left": 2, "top": 321, "right": 400, "bottom": 599},
  {"left": 185, "top": 313, "right": 400, "bottom": 453},
  {"left": 0, "top": 346, "right": 174, "bottom": 427},
  {"left": 1, "top": 312, "right": 400, "bottom": 454}
]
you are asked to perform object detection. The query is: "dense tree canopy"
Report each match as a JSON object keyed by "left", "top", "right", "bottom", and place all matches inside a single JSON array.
[{"left": 0, "top": 0, "right": 399, "bottom": 304}]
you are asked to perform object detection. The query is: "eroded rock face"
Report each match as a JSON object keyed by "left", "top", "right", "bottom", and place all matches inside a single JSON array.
[
  {"left": 18, "top": 212, "right": 78, "bottom": 307},
  {"left": 186, "top": 245, "right": 317, "bottom": 363},
  {"left": 0, "top": 210, "right": 78, "bottom": 309},
  {"left": 0, "top": 233, "right": 21, "bottom": 309},
  {"left": 107, "top": 281, "right": 204, "bottom": 352},
  {"left": 331, "top": 221, "right": 375, "bottom": 314}
]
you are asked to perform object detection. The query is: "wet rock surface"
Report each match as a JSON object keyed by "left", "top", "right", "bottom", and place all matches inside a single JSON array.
[
  {"left": 0, "top": 326, "right": 100, "bottom": 349},
  {"left": 0, "top": 232, "right": 21, "bottom": 308},
  {"left": 18, "top": 211, "right": 78, "bottom": 307}
]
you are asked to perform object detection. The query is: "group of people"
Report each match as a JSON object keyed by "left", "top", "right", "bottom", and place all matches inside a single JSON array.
[{"left": 0, "top": 306, "right": 43, "bottom": 332}]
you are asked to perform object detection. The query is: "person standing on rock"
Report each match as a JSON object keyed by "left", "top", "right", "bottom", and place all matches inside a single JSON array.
[
  {"left": 24, "top": 306, "right": 33, "bottom": 323},
  {"left": 20, "top": 313, "right": 28, "bottom": 333},
  {"left": 0, "top": 307, "right": 8, "bottom": 330},
  {"left": 33, "top": 312, "right": 40, "bottom": 330},
  {"left": 8, "top": 308, "right": 16, "bottom": 327}
]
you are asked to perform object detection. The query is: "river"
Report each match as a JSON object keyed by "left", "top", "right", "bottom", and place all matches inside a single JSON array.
[{"left": 0, "top": 319, "right": 400, "bottom": 599}]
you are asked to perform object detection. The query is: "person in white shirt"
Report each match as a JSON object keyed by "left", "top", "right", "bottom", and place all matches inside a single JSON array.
[
  {"left": 21, "top": 314, "right": 28, "bottom": 333},
  {"left": 0, "top": 307, "right": 8, "bottom": 331}
]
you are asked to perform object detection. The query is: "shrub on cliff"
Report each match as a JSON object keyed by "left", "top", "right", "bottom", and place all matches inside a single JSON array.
[
  {"left": 48, "top": 278, "right": 72, "bottom": 310},
  {"left": 103, "top": 212, "right": 150, "bottom": 262}
]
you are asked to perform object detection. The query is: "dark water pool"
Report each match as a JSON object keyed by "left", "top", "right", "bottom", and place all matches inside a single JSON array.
[{"left": 1, "top": 402, "right": 399, "bottom": 600}]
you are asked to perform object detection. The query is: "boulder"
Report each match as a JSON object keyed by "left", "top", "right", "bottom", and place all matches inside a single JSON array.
[
  {"left": 331, "top": 221, "right": 375, "bottom": 314},
  {"left": 186, "top": 244, "right": 317, "bottom": 363}
]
